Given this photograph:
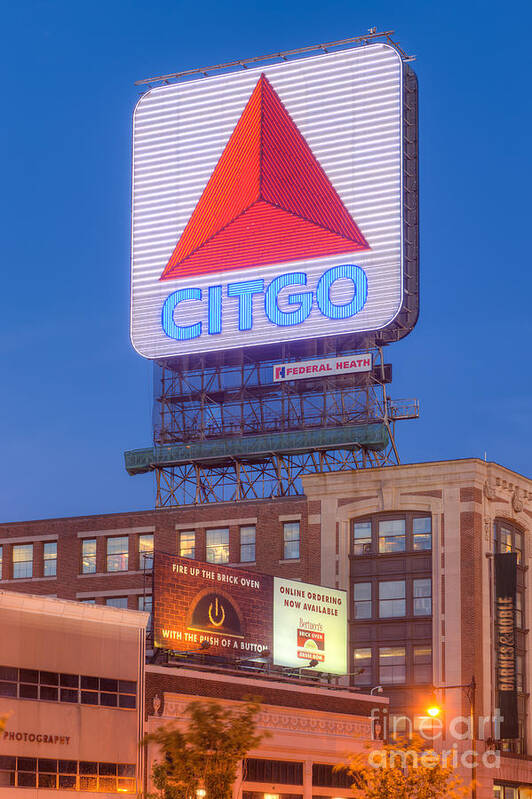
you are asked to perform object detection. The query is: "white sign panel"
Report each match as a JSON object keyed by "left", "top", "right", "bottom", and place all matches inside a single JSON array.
[
  {"left": 131, "top": 44, "right": 404, "bottom": 359},
  {"left": 273, "top": 577, "right": 347, "bottom": 674},
  {"left": 273, "top": 353, "right": 372, "bottom": 382}
]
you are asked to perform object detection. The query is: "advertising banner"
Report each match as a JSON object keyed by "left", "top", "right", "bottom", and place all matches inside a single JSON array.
[
  {"left": 494, "top": 552, "right": 518, "bottom": 739},
  {"left": 131, "top": 44, "right": 410, "bottom": 359},
  {"left": 273, "top": 577, "right": 347, "bottom": 674},
  {"left": 153, "top": 553, "right": 347, "bottom": 674},
  {"left": 273, "top": 353, "right": 372, "bottom": 382},
  {"left": 153, "top": 552, "right": 272, "bottom": 657}
]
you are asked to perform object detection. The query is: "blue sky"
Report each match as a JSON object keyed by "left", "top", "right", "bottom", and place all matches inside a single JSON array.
[{"left": 1, "top": 0, "right": 530, "bottom": 521}]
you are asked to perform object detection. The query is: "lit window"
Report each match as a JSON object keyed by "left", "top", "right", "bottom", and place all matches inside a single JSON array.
[
  {"left": 496, "top": 523, "right": 522, "bottom": 564},
  {"left": 81, "top": 599, "right": 96, "bottom": 604},
  {"left": 179, "top": 531, "right": 195, "bottom": 559},
  {"left": 413, "top": 517, "right": 432, "bottom": 550},
  {"left": 413, "top": 646, "right": 432, "bottom": 683},
  {"left": 379, "top": 646, "right": 406, "bottom": 684},
  {"left": 353, "top": 521, "right": 372, "bottom": 555},
  {"left": 378, "top": 519, "right": 405, "bottom": 553},
  {"left": 106, "top": 537, "right": 129, "bottom": 572},
  {"left": 379, "top": 580, "right": 405, "bottom": 618},
  {"left": 206, "top": 529, "right": 229, "bottom": 564},
  {"left": 413, "top": 578, "right": 432, "bottom": 616},
  {"left": 138, "top": 534, "right": 153, "bottom": 570},
  {"left": 13, "top": 544, "right": 33, "bottom": 579},
  {"left": 0, "top": 545, "right": 3, "bottom": 580},
  {"left": 240, "top": 526, "right": 256, "bottom": 562},
  {"left": 354, "top": 583, "right": 372, "bottom": 619},
  {"left": 81, "top": 539, "right": 97, "bottom": 574},
  {"left": 283, "top": 522, "right": 300, "bottom": 560},
  {"left": 43, "top": 542, "right": 57, "bottom": 577},
  {"left": 105, "top": 597, "right": 128, "bottom": 609},
  {"left": 138, "top": 594, "right": 153, "bottom": 632},
  {"left": 353, "top": 648, "right": 372, "bottom": 686}
]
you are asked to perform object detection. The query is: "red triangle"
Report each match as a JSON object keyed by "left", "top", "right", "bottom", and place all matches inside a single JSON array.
[{"left": 160, "top": 74, "right": 369, "bottom": 281}]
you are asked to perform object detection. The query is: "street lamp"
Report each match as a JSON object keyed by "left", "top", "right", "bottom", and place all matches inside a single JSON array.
[{"left": 426, "top": 675, "right": 477, "bottom": 799}]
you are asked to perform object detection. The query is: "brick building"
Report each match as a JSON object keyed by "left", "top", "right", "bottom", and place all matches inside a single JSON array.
[{"left": 1, "top": 456, "right": 532, "bottom": 798}]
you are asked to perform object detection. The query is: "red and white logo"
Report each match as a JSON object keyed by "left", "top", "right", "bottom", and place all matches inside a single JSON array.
[{"left": 160, "top": 74, "right": 369, "bottom": 281}]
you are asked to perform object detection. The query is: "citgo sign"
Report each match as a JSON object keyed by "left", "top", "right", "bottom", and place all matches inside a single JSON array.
[{"left": 132, "top": 44, "right": 406, "bottom": 359}]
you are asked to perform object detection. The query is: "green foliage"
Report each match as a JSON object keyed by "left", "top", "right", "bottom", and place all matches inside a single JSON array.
[
  {"left": 338, "top": 734, "right": 468, "bottom": 799},
  {"left": 143, "top": 697, "right": 266, "bottom": 799}
]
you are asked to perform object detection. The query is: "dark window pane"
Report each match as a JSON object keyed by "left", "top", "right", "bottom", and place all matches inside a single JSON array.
[
  {"left": 59, "top": 774, "right": 77, "bottom": 789},
  {"left": 0, "top": 666, "right": 17, "bottom": 681},
  {"left": 0, "top": 756, "right": 16, "bottom": 769},
  {"left": 0, "top": 772, "right": 15, "bottom": 787},
  {"left": 100, "top": 678, "right": 118, "bottom": 692},
  {"left": 19, "top": 669, "right": 38, "bottom": 684},
  {"left": 99, "top": 776, "right": 117, "bottom": 791},
  {"left": 79, "top": 775, "right": 97, "bottom": 790},
  {"left": 60, "top": 688, "right": 78, "bottom": 703},
  {"left": 18, "top": 759, "right": 36, "bottom": 772},
  {"left": 40, "top": 671, "right": 58, "bottom": 686},
  {"left": 119, "top": 680, "right": 136, "bottom": 694},
  {"left": 118, "top": 764, "right": 136, "bottom": 778},
  {"left": 119, "top": 694, "right": 136, "bottom": 709},
  {"left": 20, "top": 683, "right": 38, "bottom": 699},
  {"left": 81, "top": 691, "right": 99, "bottom": 705},
  {"left": 38, "top": 759, "right": 57, "bottom": 773},
  {"left": 80, "top": 761, "right": 98, "bottom": 775},
  {"left": 18, "top": 772, "right": 37, "bottom": 787},
  {"left": 99, "top": 762, "right": 117, "bottom": 775},
  {"left": 38, "top": 773, "right": 57, "bottom": 788},
  {"left": 0, "top": 682, "right": 17, "bottom": 697},
  {"left": 59, "top": 761, "right": 77, "bottom": 774},
  {"left": 60, "top": 673, "right": 78, "bottom": 688},
  {"left": 100, "top": 692, "right": 117, "bottom": 707},
  {"left": 81, "top": 675, "right": 98, "bottom": 690},
  {"left": 244, "top": 759, "right": 303, "bottom": 785},
  {"left": 40, "top": 686, "right": 58, "bottom": 701}
]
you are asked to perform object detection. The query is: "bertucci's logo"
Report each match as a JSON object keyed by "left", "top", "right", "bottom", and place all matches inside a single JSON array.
[{"left": 159, "top": 73, "right": 371, "bottom": 343}]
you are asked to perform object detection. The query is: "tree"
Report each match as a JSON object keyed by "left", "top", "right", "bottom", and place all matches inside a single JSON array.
[
  {"left": 338, "top": 734, "right": 468, "bottom": 799},
  {"left": 144, "top": 697, "right": 267, "bottom": 799}
]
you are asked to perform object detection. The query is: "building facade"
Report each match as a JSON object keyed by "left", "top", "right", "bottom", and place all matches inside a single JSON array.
[
  {"left": 1, "top": 457, "right": 531, "bottom": 797},
  {"left": 0, "top": 590, "right": 148, "bottom": 795}
]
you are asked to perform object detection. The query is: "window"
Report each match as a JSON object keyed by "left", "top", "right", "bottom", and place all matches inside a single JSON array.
[
  {"left": 516, "top": 654, "right": 524, "bottom": 693},
  {"left": 106, "top": 537, "right": 128, "bottom": 572},
  {"left": 138, "top": 534, "right": 153, "bottom": 569},
  {"left": 206, "top": 528, "right": 229, "bottom": 564},
  {"left": 138, "top": 594, "right": 153, "bottom": 633},
  {"left": 0, "top": 665, "right": 136, "bottom": 710},
  {"left": 179, "top": 531, "right": 195, "bottom": 559},
  {"left": 240, "top": 526, "right": 256, "bottom": 562},
  {"left": 312, "top": 764, "right": 352, "bottom": 788},
  {"left": 379, "top": 581, "right": 405, "bottom": 618},
  {"left": 413, "top": 578, "right": 432, "bottom": 616},
  {"left": 353, "top": 521, "right": 372, "bottom": 555},
  {"left": 378, "top": 519, "right": 405, "bottom": 553},
  {"left": 516, "top": 591, "right": 524, "bottom": 629},
  {"left": 0, "top": 546, "right": 2, "bottom": 580},
  {"left": 353, "top": 648, "right": 372, "bottom": 686},
  {"left": 81, "top": 539, "right": 96, "bottom": 574},
  {"left": 0, "top": 758, "right": 136, "bottom": 792},
  {"left": 43, "top": 542, "right": 57, "bottom": 577},
  {"left": 413, "top": 646, "right": 432, "bottom": 683},
  {"left": 413, "top": 517, "right": 431, "bottom": 550},
  {"left": 379, "top": 646, "right": 406, "bottom": 684},
  {"left": 13, "top": 544, "right": 33, "bottom": 579},
  {"left": 244, "top": 759, "right": 303, "bottom": 785},
  {"left": 495, "top": 522, "right": 522, "bottom": 564},
  {"left": 354, "top": 583, "right": 372, "bottom": 619},
  {"left": 81, "top": 599, "right": 95, "bottom": 604},
  {"left": 105, "top": 597, "right": 128, "bottom": 609},
  {"left": 283, "top": 521, "right": 300, "bottom": 560}
]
